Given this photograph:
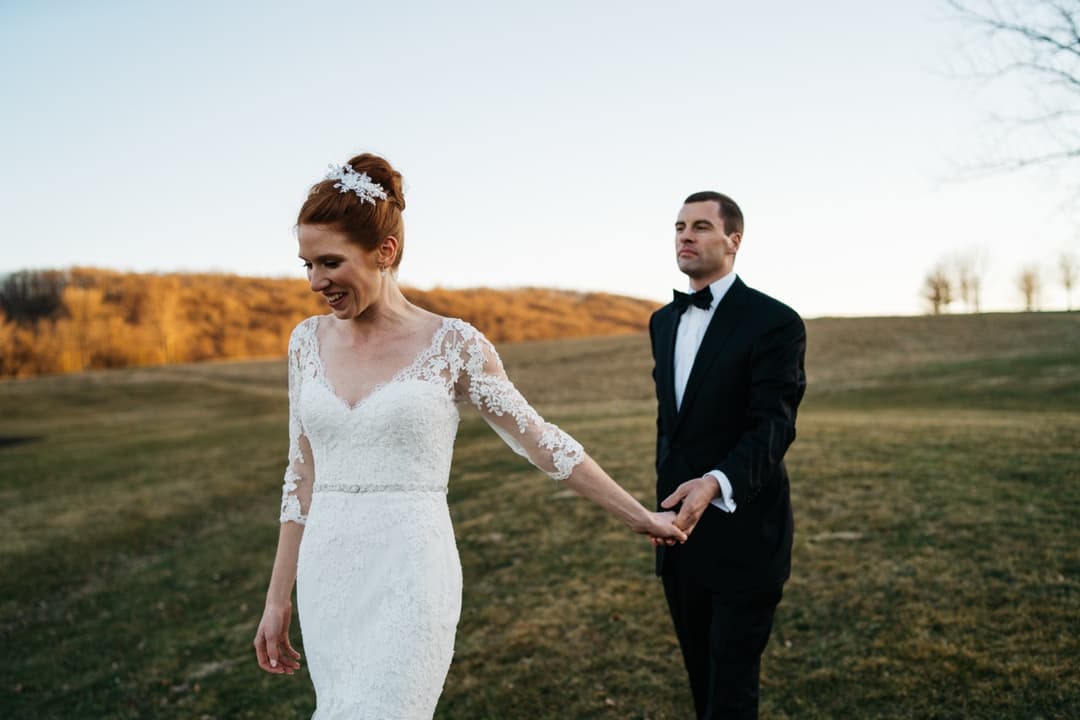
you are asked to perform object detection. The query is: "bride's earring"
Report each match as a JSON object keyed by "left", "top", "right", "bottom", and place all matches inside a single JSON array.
[{"left": 378, "top": 263, "right": 387, "bottom": 277}]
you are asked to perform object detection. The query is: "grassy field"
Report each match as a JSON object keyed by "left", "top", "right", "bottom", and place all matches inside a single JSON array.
[{"left": 1, "top": 311, "right": 1077, "bottom": 719}]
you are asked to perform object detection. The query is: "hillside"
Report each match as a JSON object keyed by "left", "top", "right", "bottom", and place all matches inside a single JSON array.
[
  {"left": 0, "top": 311, "right": 1077, "bottom": 718},
  {"left": 0, "top": 268, "right": 660, "bottom": 378}
]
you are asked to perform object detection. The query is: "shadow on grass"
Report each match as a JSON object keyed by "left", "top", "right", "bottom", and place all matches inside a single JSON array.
[{"left": 0, "top": 435, "right": 43, "bottom": 449}]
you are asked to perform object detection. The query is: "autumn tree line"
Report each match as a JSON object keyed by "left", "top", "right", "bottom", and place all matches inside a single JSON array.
[
  {"left": 921, "top": 250, "right": 1078, "bottom": 315},
  {"left": 0, "top": 268, "right": 659, "bottom": 378}
]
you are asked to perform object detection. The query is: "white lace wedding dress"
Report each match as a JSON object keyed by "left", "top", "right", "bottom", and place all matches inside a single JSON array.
[{"left": 278, "top": 315, "right": 585, "bottom": 719}]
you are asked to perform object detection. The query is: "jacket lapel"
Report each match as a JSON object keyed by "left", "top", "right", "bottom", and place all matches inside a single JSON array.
[{"left": 672, "top": 277, "right": 749, "bottom": 435}]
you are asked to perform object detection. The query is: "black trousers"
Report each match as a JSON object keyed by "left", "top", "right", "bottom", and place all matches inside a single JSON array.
[{"left": 662, "top": 570, "right": 782, "bottom": 720}]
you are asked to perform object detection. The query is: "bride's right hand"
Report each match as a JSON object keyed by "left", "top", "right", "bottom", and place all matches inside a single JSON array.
[
  {"left": 254, "top": 603, "right": 302, "bottom": 675},
  {"left": 640, "top": 510, "right": 687, "bottom": 545}
]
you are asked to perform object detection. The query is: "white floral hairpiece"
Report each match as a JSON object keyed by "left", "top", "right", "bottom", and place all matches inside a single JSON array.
[{"left": 324, "top": 163, "right": 389, "bottom": 205}]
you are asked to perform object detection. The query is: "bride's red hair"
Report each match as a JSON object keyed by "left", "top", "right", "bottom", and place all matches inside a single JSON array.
[{"left": 298, "top": 153, "right": 406, "bottom": 268}]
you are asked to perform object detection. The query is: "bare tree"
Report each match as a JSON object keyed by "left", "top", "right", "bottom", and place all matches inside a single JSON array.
[
  {"left": 923, "top": 265, "right": 955, "bottom": 314},
  {"left": 1061, "top": 251, "right": 1078, "bottom": 309},
  {"left": 947, "top": 0, "right": 1080, "bottom": 172},
  {"left": 952, "top": 248, "right": 990, "bottom": 312},
  {"left": 1018, "top": 265, "right": 1043, "bottom": 310}
]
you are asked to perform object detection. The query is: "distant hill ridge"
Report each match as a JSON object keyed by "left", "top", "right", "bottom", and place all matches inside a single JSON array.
[{"left": 0, "top": 267, "right": 661, "bottom": 378}]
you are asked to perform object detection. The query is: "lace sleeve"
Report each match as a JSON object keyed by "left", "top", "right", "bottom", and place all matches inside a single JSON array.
[
  {"left": 280, "top": 323, "right": 314, "bottom": 524},
  {"left": 450, "top": 322, "right": 585, "bottom": 481}
]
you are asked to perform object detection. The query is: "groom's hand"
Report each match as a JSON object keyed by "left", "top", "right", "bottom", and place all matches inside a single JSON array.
[{"left": 661, "top": 476, "right": 720, "bottom": 537}]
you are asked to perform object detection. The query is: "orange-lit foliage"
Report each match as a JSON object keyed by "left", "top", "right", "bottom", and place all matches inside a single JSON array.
[{"left": 0, "top": 268, "right": 659, "bottom": 378}]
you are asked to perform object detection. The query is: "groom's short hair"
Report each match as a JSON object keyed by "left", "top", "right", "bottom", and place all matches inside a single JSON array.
[{"left": 684, "top": 191, "right": 743, "bottom": 236}]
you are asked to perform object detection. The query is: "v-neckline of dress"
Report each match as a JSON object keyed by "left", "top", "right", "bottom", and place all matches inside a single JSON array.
[{"left": 310, "top": 315, "right": 452, "bottom": 412}]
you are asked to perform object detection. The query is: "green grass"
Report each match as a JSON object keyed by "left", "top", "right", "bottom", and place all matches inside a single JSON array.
[{"left": 1, "top": 311, "right": 1078, "bottom": 719}]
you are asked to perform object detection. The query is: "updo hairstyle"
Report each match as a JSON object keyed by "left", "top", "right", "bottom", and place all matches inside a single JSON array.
[{"left": 298, "top": 153, "right": 407, "bottom": 268}]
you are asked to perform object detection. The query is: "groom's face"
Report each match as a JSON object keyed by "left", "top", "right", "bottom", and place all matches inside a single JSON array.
[{"left": 674, "top": 201, "right": 740, "bottom": 282}]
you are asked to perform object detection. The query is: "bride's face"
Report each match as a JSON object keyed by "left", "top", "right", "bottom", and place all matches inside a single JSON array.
[{"left": 298, "top": 224, "right": 386, "bottom": 319}]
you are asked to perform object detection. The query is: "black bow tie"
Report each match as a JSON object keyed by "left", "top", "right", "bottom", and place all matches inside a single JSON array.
[{"left": 673, "top": 286, "right": 713, "bottom": 311}]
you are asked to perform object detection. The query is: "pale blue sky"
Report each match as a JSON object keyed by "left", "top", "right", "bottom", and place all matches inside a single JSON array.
[{"left": 2, "top": 0, "right": 1077, "bottom": 317}]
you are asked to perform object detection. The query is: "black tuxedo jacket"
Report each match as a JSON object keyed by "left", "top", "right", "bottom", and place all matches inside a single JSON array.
[{"left": 650, "top": 277, "right": 806, "bottom": 594}]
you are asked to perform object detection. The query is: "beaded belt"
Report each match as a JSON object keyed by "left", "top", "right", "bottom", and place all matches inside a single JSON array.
[{"left": 313, "top": 483, "right": 447, "bottom": 495}]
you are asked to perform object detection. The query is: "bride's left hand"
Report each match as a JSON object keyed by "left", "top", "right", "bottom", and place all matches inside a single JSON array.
[{"left": 641, "top": 510, "right": 686, "bottom": 545}]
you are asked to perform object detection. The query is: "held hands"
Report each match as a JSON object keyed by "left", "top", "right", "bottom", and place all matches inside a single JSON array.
[
  {"left": 254, "top": 603, "right": 302, "bottom": 675},
  {"left": 636, "top": 510, "right": 688, "bottom": 544},
  {"left": 649, "top": 475, "right": 720, "bottom": 546}
]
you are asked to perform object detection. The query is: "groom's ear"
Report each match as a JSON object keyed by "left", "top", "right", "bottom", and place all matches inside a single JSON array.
[{"left": 727, "top": 231, "right": 742, "bottom": 254}]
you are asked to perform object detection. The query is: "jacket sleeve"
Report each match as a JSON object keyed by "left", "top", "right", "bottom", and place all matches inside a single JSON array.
[
  {"left": 714, "top": 314, "right": 806, "bottom": 505},
  {"left": 649, "top": 311, "right": 667, "bottom": 473}
]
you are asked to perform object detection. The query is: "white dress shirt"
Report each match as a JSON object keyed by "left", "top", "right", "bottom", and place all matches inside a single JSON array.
[{"left": 673, "top": 272, "right": 738, "bottom": 513}]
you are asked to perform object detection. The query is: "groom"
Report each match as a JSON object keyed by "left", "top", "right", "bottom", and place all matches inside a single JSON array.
[{"left": 649, "top": 191, "right": 806, "bottom": 719}]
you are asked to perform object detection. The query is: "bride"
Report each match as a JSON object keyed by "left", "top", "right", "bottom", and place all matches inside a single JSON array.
[{"left": 252, "top": 153, "right": 686, "bottom": 719}]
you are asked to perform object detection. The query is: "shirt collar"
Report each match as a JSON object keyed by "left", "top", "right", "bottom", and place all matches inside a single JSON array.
[{"left": 687, "top": 272, "right": 737, "bottom": 312}]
